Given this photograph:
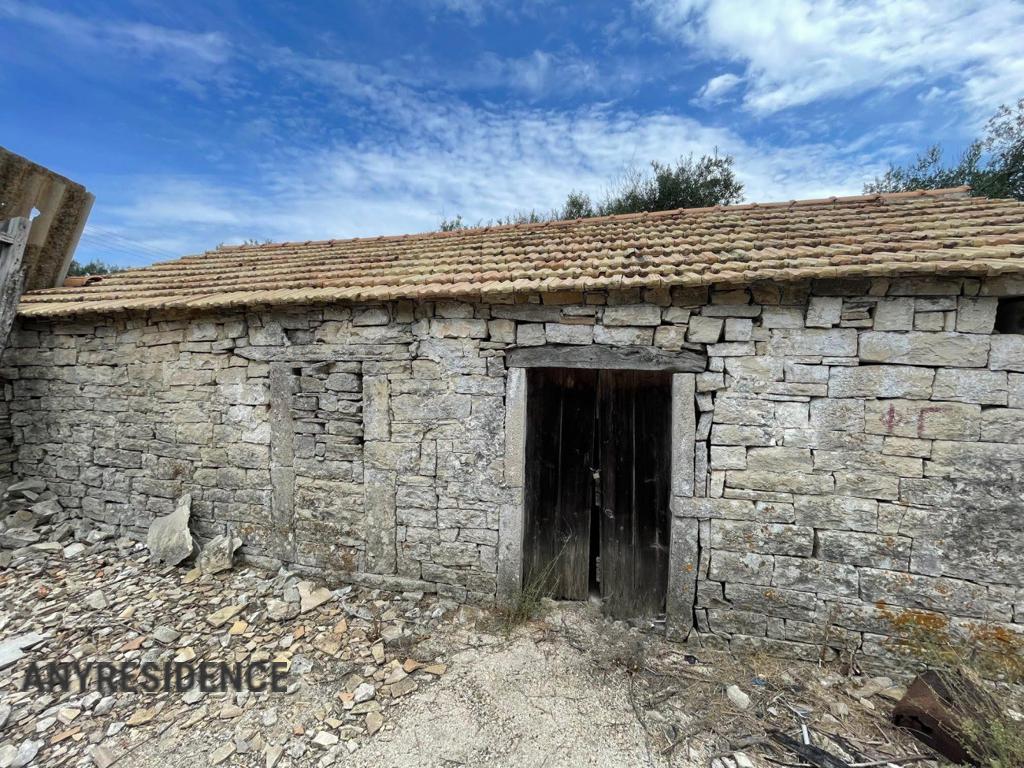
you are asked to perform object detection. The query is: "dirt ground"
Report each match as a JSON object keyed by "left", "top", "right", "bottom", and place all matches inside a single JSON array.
[{"left": 0, "top": 538, "right": 997, "bottom": 768}]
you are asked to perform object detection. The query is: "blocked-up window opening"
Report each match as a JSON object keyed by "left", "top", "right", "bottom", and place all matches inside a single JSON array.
[{"left": 995, "top": 297, "right": 1024, "bottom": 333}]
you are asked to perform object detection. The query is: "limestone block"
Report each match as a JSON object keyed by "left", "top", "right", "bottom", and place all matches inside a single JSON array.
[
  {"left": 696, "top": 372, "right": 725, "bottom": 392},
  {"left": 864, "top": 399, "right": 980, "bottom": 440},
  {"left": 809, "top": 399, "right": 864, "bottom": 431},
  {"left": 352, "top": 306, "right": 391, "bottom": 325},
  {"left": 709, "top": 550, "right": 774, "bottom": 585},
  {"left": 516, "top": 323, "right": 545, "bottom": 346},
  {"left": 725, "top": 583, "right": 818, "bottom": 622},
  {"left": 881, "top": 437, "right": 932, "bottom": 458},
  {"left": 760, "top": 307, "right": 804, "bottom": 329},
  {"left": 805, "top": 297, "right": 842, "bottom": 328},
  {"left": 663, "top": 307, "right": 691, "bottom": 324},
  {"left": 990, "top": 336, "right": 1024, "bottom": 371},
  {"left": 774, "top": 402, "right": 809, "bottom": 428},
  {"left": 713, "top": 396, "right": 774, "bottom": 426},
  {"left": 593, "top": 326, "right": 653, "bottom": 346},
  {"left": 926, "top": 440, "right": 1024, "bottom": 479},
  {"left": 543, "top": 323, "right": 593, "bottom": 345},
  {"left": 833, "top": 470, "right": 900, "bottom": 500},
  {"left": 707, "top": 341, "right": 755, "bottom": 357},
  {"left": 956, "top": 297, "right": 998, "bottom": 333},
  {"left": 913, "top": 312, "right": 945, "bottom": 331},
  {"left": 687, "top": 316, "right": 724, "bottom": 343},
  {"left": 487, "top": 319, "right": 515, "bottom": 344},
  {"left": 784, "top": 362, "right": 829, "bottom": 383},
  {"left": 430, "top": 319, "right": 487, "bottom": 339},
  {"left": 675, "top": 497, "right": 758, "bottom": 521},
  {"left": 435, "top": 301, "right": 474, "bottom": 319},
  {"left": 710, "top": 446, "right": 746, "bottom": 470},
  {"left": 653, "top": 325, "right": 687, "bottom": 350},
  {"left": 705, "top": 609, "right": 768, "bottom": 636},
  {"left": 979, "top": 407, "right": 1024, "bottom": 442},
  {"left": 792, "top": 494, "right": 877, "bottom": 532},
  {"left": 828, "top": 365, "right": 934, "bottom": 399},
  {"left": 859, "top": 332, "right": 989, "bottom": 367},
  {"left": 725, "top": 318, "right": 754, "bottom": 340},
  {"left": 812, "top": 449, "right": 922, "bottom": 478},
  {"left": 744, "top": 447, "right": 812, "bottom": 473},
  {"left": 711, "top": 424, "right": 775, "bottom": 446},
  {"left": 725, "top": 469, "right": 833, "bottom": 496},
  {"left": 492, "top": 305, "right": 561, "bottom": 322},
  {"left": 768, "top": 328, "right": 857, "bottom": 357},
  {"left": 932, "top": 369, "right": 1007, "bottom": 404},
  {"left": 859, "top": 568, "right": 995, "bottom": 619},
  {"left": 771, "top": 555, "right": 859, "bottom": 599},
  {"left": 710, "top": 520, "right": 813, "bottom": 556},
  {"left": 818, "top": 530, "right": 910, "bottom": 570},
  {"left": 1009, "top": 374, "right": 1024, "bottom": 407},
  {"left": 602, "top": 304, "right": 662, "bottom": 326}
]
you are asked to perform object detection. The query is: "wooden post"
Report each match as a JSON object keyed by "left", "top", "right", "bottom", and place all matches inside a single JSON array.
[{"left": 0, "top": 217, "right": 30, "bottom": 354}]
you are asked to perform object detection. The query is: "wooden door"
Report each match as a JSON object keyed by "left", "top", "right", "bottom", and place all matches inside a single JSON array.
[
  {"left": 522, "top": 367, "right": 672, "bottom": 617},
  {"left": 597, "top": 370, "right": 672, "bottom": 618},
  {"left": 522, "top": 368, "right": 598, "bottom": 599}
]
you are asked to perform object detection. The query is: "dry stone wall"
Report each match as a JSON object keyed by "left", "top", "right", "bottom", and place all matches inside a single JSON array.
[{"left": 3, "top": 274, "right": 1023, "bottom": 669}]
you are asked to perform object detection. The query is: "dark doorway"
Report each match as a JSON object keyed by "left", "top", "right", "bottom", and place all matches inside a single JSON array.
[{"left": 522, "top": 368, "right": 672, "bottom": 618}]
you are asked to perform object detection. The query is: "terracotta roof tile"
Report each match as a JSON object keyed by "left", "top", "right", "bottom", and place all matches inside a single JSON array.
[{"left": 18, "top": 187, "right": 1024, "bottom": 317}]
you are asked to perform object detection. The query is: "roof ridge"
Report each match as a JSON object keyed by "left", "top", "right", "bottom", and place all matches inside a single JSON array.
[{"left": 209, "top": 186, "right": 979, "bottom": 253}]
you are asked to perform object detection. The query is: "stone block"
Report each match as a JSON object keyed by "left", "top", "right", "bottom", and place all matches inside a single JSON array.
[
  {"left": 864, "top": 399, "right": 980, "bottom": 440},
  {"left": 979, "top": 408, "right": 1024, "bottom": 442},
  {"left": 881, "top": 436, "right": 932, "bottom": 458},
  {"left": 725, "top": 583, "right": 819, "bottom": 622},
  {"left": 687, "top": 316, "right": 723, "bottom": 343},
  {"left": 1009, "top": 374, "right": 1024, "bottom": 407},
  {"left": 724, "top": 318, "right": 753, "bottom": 340},
  {"left": 710, "top": 520, "right": 813, "bottom": 556},
  {"left": 956, "top": 297, "right": 998, "bottom": 333},
  {"left": 805, "top": 297, "right": 842, "bottom": 328},
  {"left": 809, "top": 399, "right": 864, "bottom": 431},
  {"left": 828, "top": 365, "right": 934, "bottom": 399},
  {"left": 593, "top": 326, "right": 653, "bottom": 346},
  {"left": 859, "top": 332, "right": 989, "bottom": 367},
  {"left": 430, "top": 319, "right": 487, "bottom": 339},
  {"left": 710, "top": 424, "right": 775, "bottom": 446},
  {"left": 859, "top": 568, "right": 995, "bottom": 619},
  {"left": 707, "top": 341, "right": 755, "bottom": 357},
  {"left": 792, "top": 494, "right": 876, "bottom": 532},
  {"left": 487, "top": 319, "right": 515, "bottom": 344},
  {"left": 708, "top": 550, "right": 774, "bottom": 585},
  {"left": 515, "top": 324, "right": 545, "bottom": 346},
  {"left": 543, "top": 323, "right": 593, "bottom": 345},
  {"left": 926, "top": 440, "right": 1024, "bottom": 479},
  {"left": 602, "top": 304, "right": 662, "bottom": 326},
  {"left": 353, "top": 306, "right": 391, "bottom": 325},
  {"left": 725, "top": 469, "right": 833, "bottom": 496},
  {"left": 932, "top": 368, "right": 1007, "bottom": 405},
  {"left": 744, "top": 447, "right": 812, "bottom": 473},
  {"left": 812, "top": 450, "right": 922, "bottom": 477},
  {"left": 771, "top": 555, "right": 859, "bottom": 599},
  {"left": 760, "top": 306, "right": 805, "bottom": 329},
  {"left": 872, "top": 298, "right": 915, "bottom": 331},
  {"left": 653, "top": 325, "right": 687, "bottom": 350},
  {"left": 833, "top": 470, "right": 900, "bottom": 500},
  {"left": 818, "top": 530, "right": 910, "bottom": 570},
  {"left": 990, "top": 336, "right": 1024, "bottom": 371},
  {"left": 713, "top": 396, "right": 774, "bottom": 426},
  {"left": 768, "top": 328, "right": 858, "bottom": 357},
  {"left": 710, "top": 446, "right": 746, "bottom": 470}
]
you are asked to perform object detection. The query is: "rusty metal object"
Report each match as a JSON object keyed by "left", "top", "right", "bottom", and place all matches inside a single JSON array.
[{"left": 891, "top": 669, "right": 994, "bottom": 765}]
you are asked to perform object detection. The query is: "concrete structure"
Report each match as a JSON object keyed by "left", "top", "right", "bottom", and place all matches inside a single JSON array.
[{"left": 4, "top": 188, "right": 1024, "bottom": 668}]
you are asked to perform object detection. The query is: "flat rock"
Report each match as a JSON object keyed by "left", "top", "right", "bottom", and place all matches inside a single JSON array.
[
  {"left": 198, "top": 534, "right": 242, "bottom": 575},
  {"left": 147, "top": 493, "right": 195, "bottom": 566},
  {"left": 297, "top": 581, "right": 332, "bottom": 613},
  {"left": 11, "top": 740, "right": 40, "bottom": 768},
  {"left": 266, "top": 599, "right": 298, "bottom": 622},
  {"left": 206, "top": 604, "right": 245, "bottom": 628},
  {"left": 85, "top": 589, "right": 108, "bottom": 610},
  {"left": 726, "top": 684, "right": 751, "bottom": 710}
]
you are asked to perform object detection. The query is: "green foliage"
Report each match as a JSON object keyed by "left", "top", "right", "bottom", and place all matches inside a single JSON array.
[
  {"left": 66, "top": 258, "right": 123, "bottom": 276},
  {"left": 439, "top": 151, "right": 744, "bottom": 231},
  {"left": 865, "top": 99, "right": 1024, "bottom": 201}
]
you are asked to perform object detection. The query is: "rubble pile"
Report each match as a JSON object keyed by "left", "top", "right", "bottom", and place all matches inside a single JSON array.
[
  {"left": 0, "top": 536, "right": 455, "bottom": 767},
  {"left": 0, "top": 479, "right": 118, "bottom": 569}
]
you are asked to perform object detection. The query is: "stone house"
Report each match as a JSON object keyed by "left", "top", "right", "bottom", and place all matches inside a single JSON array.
[{"left": 5, "top": 187, "right": 1024, "bottom": 667}]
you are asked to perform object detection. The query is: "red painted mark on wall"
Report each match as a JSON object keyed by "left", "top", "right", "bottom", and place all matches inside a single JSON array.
[
  {"left": 917, "top": 406, "right": 942, "bottom": 438},
  {"left": 882, "top": 403, "right": 898, "bottom": 433}
]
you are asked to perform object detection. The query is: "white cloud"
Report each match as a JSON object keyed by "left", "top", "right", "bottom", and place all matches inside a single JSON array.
[
  {"left": 637, "top": 0, "right": 1024, "bottom": 116},
  {"left": 694, "top": 72, "right": 742, "bottom": 106},
  {"left": 0, "top": 2, "right": 230, "bottom": 88},
  {"left": 83, "top": 99, "right": 890, "bottom": 265}
]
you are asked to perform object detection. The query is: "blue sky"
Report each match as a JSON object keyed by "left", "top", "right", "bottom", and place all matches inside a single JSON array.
[{"left": 2, "top": 0, "right": 1023, "bottom": 267}]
